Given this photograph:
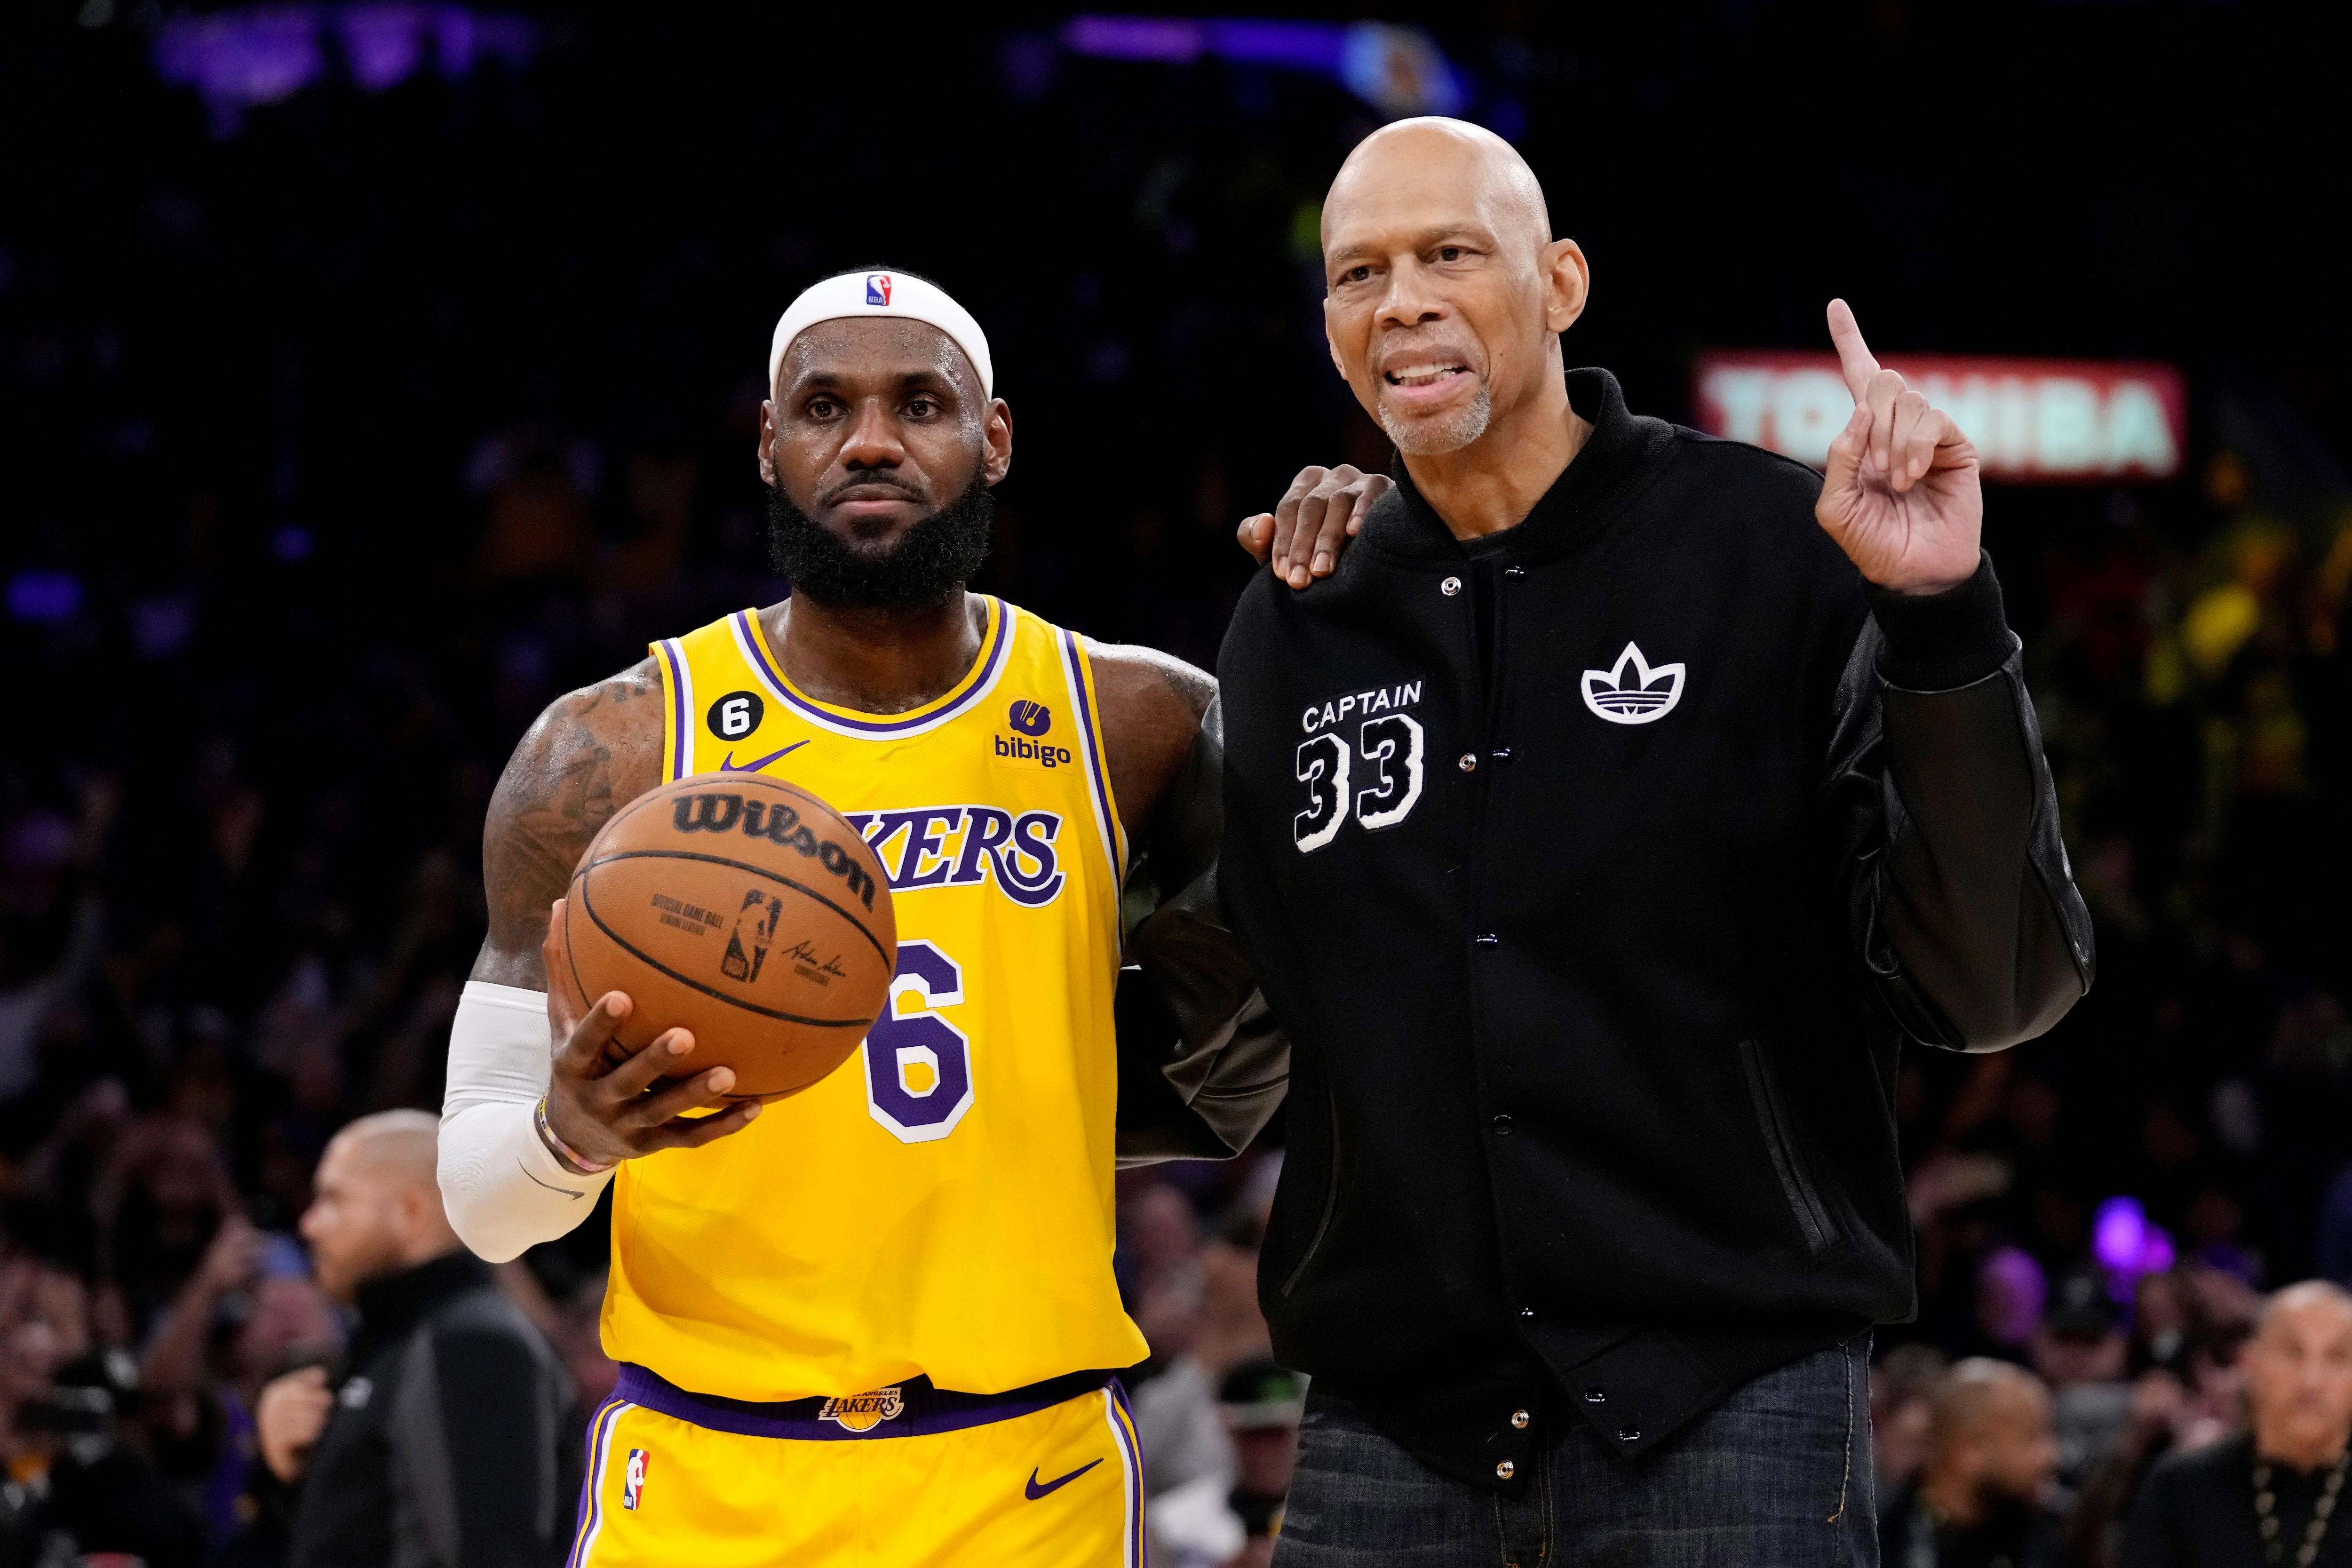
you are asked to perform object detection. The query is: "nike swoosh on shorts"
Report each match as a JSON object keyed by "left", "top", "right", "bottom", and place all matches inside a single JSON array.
[{"left": 1024, "top": 1458, "right": 1104, "bottom": 1500}]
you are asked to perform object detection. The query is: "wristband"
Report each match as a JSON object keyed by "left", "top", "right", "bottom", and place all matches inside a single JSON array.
[{"left": 535, "top": 1097, "right": 616, "bottom": 1177}]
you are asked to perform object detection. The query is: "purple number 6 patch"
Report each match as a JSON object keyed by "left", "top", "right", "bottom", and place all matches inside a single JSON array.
[{"left": 862, "top": 940, "right": 975, "bottom": 1144}]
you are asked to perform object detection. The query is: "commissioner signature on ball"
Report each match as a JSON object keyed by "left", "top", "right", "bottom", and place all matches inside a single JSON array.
[{"left": 785, "top": 939, "right": 849, "bottom": 979}]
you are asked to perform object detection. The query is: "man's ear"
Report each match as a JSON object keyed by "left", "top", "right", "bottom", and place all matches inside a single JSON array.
[
  {"left": 395, "top": 1185, "right": 442, "bottom": 1248},
  {"left": 1543, "top": 239, "right": 1590, "bottom": 336},
  {"left": 983, "top": 397, "right": 1014, "bottom": 486},
  {"left": 757, "top": 400, "right": 779, "bottom": 487}
]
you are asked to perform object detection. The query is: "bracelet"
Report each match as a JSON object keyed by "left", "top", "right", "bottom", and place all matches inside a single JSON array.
[{"left": 535, "top": 1098, "right": 616, "bottom": 1177}]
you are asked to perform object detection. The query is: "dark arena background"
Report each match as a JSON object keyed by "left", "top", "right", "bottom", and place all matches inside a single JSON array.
[{"left": 2, "top": 6, "right": 2348, "bottom": 1565}]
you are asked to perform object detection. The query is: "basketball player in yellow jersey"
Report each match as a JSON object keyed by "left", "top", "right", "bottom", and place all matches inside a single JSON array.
[{"left": 435, "top": 271, "right": 1345, "bottom": 1566}]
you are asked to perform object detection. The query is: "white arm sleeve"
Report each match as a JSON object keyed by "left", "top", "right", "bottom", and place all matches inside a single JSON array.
[{"left": 438, "top": 980, "right": 612, "bottom": 1263}]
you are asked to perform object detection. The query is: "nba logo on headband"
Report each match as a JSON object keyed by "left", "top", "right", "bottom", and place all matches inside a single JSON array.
[{"left": 770, "top": 269, "right": 993, "bottom": 395}]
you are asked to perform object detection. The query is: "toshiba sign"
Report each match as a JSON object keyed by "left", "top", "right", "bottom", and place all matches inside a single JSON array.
[{"left": 1693, "top": 352, "right": 2186, "bottom": 482}]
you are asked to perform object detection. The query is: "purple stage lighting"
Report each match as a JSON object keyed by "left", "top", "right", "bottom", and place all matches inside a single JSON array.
[
  {"left": 1061, "top": 17, "right": 1466, "bottom": 121},
  {"left": 152, "top": 4, "right": 538, "bottom": 133},
  {"left": 2092, "top": 1195, "right": 2176, "bottom": 1286}
]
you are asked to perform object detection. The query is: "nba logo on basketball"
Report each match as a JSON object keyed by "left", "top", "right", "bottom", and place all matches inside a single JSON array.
[
  {"left": 622, "top": 1449, "right": 650, "bottom": 1510},
  {"left": 866, "top": 273, "right": 892, "bottom": 306}
]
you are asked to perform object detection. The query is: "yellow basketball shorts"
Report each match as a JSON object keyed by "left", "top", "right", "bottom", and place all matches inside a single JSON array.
[{"left": 565, "top": 1365, "right": 1145, "bottom": 1567}]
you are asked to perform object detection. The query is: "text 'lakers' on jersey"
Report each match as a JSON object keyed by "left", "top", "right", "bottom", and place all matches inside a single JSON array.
[{"left": 613, "top": 597, "right": 1147, "bottom": 1400}]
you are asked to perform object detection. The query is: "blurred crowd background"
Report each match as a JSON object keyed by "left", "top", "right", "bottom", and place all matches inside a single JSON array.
[{"left": 3, "top": 5, "right": 2347, "bottom": 1566}]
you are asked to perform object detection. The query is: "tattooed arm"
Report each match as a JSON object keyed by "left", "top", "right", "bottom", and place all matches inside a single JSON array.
[
  {"left": 471, "top": 660, "right": 665, "bottom": 987},
  {"left": 1091, "top": 645, "right": 1289, "bottom": 1165},
  {"left": 442, "top": 658, "right": 752, "bottom": 1263}
]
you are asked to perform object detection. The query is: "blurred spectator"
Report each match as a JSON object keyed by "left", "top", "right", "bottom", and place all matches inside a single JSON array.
[
  {"left": 1880, "top": 1359, "right": 2069, "bottom": 1568},
  {"left": 138, "top": 1210, "right": 342, "bottom": 1555},
  {"left": 1879, "top": 1343, "right": 1955, "bottom": 1508},
  {"left": 95, "top": 1113, "right": 247, "bottom": 1335},
  {"left": 1121, "top": 1168, "right": 1294, "bottom": 1566},
  {"left": 2122, "top": 1281, "right": 2352, "bottom": 1568},
  {"left": 1128, "top": 1176, "right": 1280, "bottom": 1509},
  {"left": 254, "top": 1111, "right": 573, "bottom": 1568},
  {"left": 0, "top": 1259, "right": 207, "bottom": 1567},
  {"left": 2039, "top": 1269, "right": 2136, "bottom": 1489},
  {"left": 1983, "top": 1247, "right": 2056, "bottom": 1361},
  {"left": 1151, "top": 1359, "right": 1307, "bottom": 1568}
]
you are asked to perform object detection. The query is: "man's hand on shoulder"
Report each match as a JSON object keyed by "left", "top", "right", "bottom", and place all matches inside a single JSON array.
[
  {"left": 1815, "top": 300, "right": 1983, "bottom": 596},
  {"left": 1238, "top": 463, "right": 1395, "bottom": 589},
  {"left": 1088, "top": 643, "right": 1215, "bottom": 841},
  {"left": 473, "top": 658, "right": 665, "bottom": 989}
]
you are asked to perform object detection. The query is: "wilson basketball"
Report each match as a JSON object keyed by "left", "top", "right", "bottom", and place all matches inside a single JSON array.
[{"left": 560, "top": 772, "right": 896, "bottom": 1099}]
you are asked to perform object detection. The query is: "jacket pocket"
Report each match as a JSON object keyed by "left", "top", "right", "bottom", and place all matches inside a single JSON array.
[
  {"left": 1738, "top": 1038, "right": 1845, "bottom": 1259},
  {"left": 1278, "top": 1092, "right": 1346, "bottom": 1298}
]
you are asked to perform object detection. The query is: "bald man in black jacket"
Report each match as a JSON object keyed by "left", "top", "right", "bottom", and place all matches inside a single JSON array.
[
  {"left": 256, "top": 1112, "right": 575, "bottom": 1568},
  {"left": 1217, "top": 118, "right": 2090, "bottom": 1567}
]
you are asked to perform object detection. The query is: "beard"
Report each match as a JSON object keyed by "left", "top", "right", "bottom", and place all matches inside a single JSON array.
[
  {"left": 766, "top": 476, "right": 994, "bottom": 608},
  {"left": 1380, "top": 380, "right": 1494, "bottom": 455}
]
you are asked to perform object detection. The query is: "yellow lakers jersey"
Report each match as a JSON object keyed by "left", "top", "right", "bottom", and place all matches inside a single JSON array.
[{"left": 603, "top": 596, "right": 1148, "bottom": 1400}]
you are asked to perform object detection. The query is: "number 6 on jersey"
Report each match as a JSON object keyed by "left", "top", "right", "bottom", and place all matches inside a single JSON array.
[{"left": 863, "top": 940, "right": 975, "bottom": 1143}]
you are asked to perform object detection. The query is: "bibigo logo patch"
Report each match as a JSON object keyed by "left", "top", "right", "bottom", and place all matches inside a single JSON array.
[
  {"left": 994, "top": 699, "right": 1072, "bottom": 769},
  {"left": 819, "top": 1387, "right": 906, "bottom": 1433}
]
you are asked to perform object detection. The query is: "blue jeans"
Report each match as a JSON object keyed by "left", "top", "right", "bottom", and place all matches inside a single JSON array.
[{"left": 1272, "top": 1336, "right": 1876, "bottom": 1567}]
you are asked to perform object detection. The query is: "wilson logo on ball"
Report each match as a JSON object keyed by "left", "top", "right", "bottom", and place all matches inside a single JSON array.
[{"left": 672, "top": 792, "right": 879, "bottom": 910}]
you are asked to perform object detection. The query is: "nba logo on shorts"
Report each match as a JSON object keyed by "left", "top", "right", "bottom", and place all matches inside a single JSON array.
[
  {"left": 866, "top": 273, "right": 892, "bottom": 306},
  {"left": 622, "top": 1448, "right": 649, "bottom": 1510}
]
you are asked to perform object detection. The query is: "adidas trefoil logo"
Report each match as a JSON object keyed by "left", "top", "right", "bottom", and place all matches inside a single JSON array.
[{"left": 1581, "top": 643, "right": 1685, "bottom": 725}]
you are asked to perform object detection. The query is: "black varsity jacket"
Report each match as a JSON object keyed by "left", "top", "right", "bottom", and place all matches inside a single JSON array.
[{"left": 1208, "top": 368, "right": 2093, "bottom": 1488}]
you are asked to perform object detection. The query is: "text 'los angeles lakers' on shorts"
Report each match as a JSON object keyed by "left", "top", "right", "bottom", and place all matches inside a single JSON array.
[{"left": 566, "top": 1365, "right": 1145, "bottom": 1568}]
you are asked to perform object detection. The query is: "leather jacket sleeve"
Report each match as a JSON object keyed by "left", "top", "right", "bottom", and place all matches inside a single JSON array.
[
  {"left": 1826, "top": 553, "right": 2095, "bottom": 1051},
  {"left": 1114, "top": 696, "right": 1291, "bottom": 1163}
]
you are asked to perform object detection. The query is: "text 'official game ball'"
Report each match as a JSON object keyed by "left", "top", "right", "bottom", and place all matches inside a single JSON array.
[{"left": 561, "top": 772, "right": 896, "bottom": 1099}]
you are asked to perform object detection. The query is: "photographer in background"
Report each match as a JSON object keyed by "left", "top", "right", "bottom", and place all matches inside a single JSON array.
[
  {"left": 0, "top": 1257, "right": 205, "bottom": 1568},
  {"left": 255, "top": 1111, "right": 573, "bottom": 1568}
]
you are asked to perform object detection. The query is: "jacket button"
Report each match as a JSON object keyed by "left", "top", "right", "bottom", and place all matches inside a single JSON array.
[
  {"left": 1458, "top": 753, "right": 1477, "bottom": 772},
  {"left": 1511, "top": 1409, "right": 1531, "bottom": 1430},
  {"left": 1583, "top": 1386, "right": 1606, "bottom": 1404},
  {"left": 1503, "top": 565, "right": 1526, "bottom": 579},
  {"left": 1441, "top": 575, "right": 1462, "bottom": 596},
  {"left": 1617, "top": 1425, "right": 1641, "bottom": 1442},
  {"left": 1495, "top": 1460, "right": 1516, "bottom": 1480},
  {"left": 1475, "top": 932, "right": 1500, "bottom": 946},
  {"left": 1519, "top": 1306, "right": 1535, "bottom": 1320},
  {"left": 1491, "top": 747, "right": 1512, "bottom": 762},
  {"left": 1492, "top": 1114, "right": 1513, "bottom": 1135}
]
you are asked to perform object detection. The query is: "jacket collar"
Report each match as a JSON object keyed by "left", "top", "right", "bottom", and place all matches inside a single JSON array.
[
  {"left": 353, "top": 1248, "right": 492, "bottom": 1340},
  {"left": 1362, "top": 367, "right": 1678, "bottom": 565}
]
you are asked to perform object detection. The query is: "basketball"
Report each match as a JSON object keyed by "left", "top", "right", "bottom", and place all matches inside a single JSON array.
[{"left": 559, "top": 772, "right": 897, "bottom": 1099}]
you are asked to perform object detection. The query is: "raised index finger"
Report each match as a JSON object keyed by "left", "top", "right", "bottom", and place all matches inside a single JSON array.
[{"left": 1826, "top": 299, "right": 1879, "bottom": 400}]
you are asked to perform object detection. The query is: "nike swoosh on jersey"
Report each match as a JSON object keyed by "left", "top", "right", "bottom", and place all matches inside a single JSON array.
[
  {"left": 1024, "top": 1458, "right": 1104, "bottom": 1500},
  {"left": 719, "top": 740, "right": 810, "bottom": 772}
]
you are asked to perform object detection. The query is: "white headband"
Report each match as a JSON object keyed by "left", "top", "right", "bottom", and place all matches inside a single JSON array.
[{"left": 766, "top": 270, "right": 995, "bottom": 398}]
